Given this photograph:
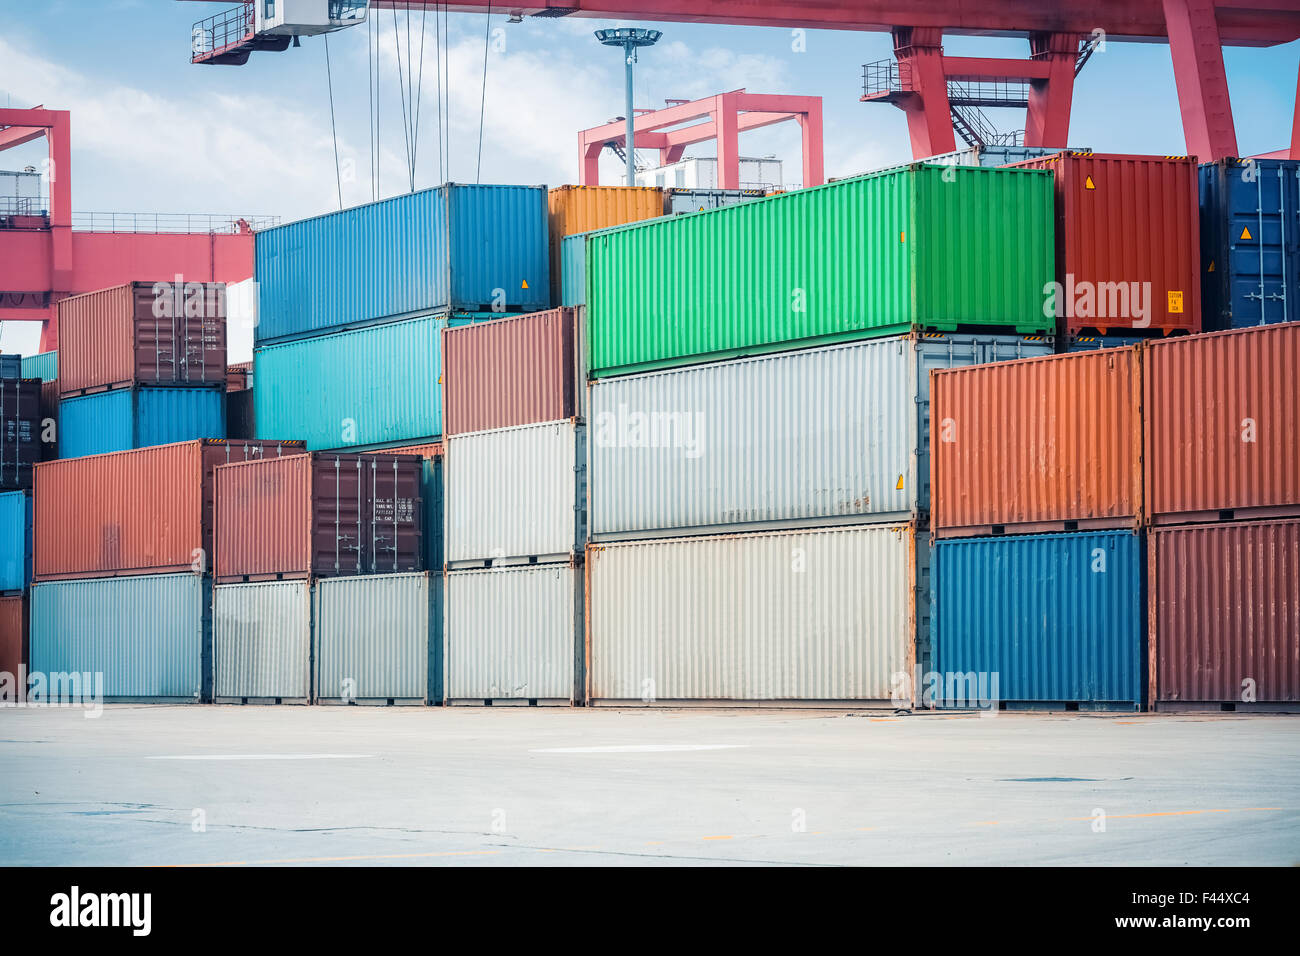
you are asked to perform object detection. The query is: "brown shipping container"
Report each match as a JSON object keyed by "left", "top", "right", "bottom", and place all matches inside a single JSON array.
[
  {"left": 33, "top": 439, "right": 306, "bottom": 581},
  {"left": 0, "top": 595, "right": 25, "bottom": 692},
  {"left": 57, "top": 281, "right": 228, "bottom": 395},
  {"left": 1006, "top": 153, "right": 1200, "bottom": 335},
  {"left": 214, "top": 453, "right": 423, "bottom": 582},
  {"left": 930, "top": 348, "right": 1144, "bottom": 537},
  {"left": 227, "top": 362, "right": 252, "bottom": 392},
  {"left": 1149, "top": 519, "right": 1300, "bottom": 707},
  {"left": 442, "top": 308, "right": 581, "bottom": 436},
  {"left": 547, "top": 185, "right": 665, "bottom": 300},
  {"left": 1145, "top": 322, "right": 1300, "bottom": 523}
]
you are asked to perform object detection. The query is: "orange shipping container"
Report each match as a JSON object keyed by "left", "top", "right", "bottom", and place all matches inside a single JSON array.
[
  {"left": 547, "top": 186, "right": 665, "bottom": 301},
  {"left": 33, "top": 439, "right": 306, "bottom": 581},
  {"left": 1145, "top": 322, "right": 1300, "bottom": 523},
  {"left": 930, "top": 348, "right": 1144, "bottom": 537},
  {"left": 0, "top": 595, "right": 25, "bottom": 693}
]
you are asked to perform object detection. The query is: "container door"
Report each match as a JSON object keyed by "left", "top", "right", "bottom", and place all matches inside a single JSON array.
[{"left": 1225, "top": 160, "right": 1291, "bottom": 326}]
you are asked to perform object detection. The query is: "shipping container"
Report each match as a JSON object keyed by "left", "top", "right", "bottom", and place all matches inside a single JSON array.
[
  {"left": 0, "top": 354, "right": 21, "bottom": 380},
  {"left": 444, "top": 563, "right": 582, "bottom": 703},
  {"left": 59, "top": 385, "right": 225, "bottom": 458},
  {"left": 664, "top": 187, "right": 765, "bottom": 214},
  {"left": 918, "top": 145, "right": 1091, "bottom": 168},
  {"left": 1200, "top": 158, "right": 1299, "bottom": 329},
  {"left": 931, "top": 531, "right": 1143, "bottom": 709},
  {"left": 445, "top": 420, "right": 584, "bottom": 566},
  {"left": 0, "top": 595, "right": 25, "bottom": 697},
  {"left": 254, "top": 312, "right": 497, "bottom": 450},
  {"left": 22, "top": 351, "right": 56, "bottom": 382},
  {"left": 930, "top": 348, "right": 1144, "bottom": 537},
  {"left": 1144, "top": 323, "right": 1300, "bottom": 523},
  {"left": 255, "top": 185, "right": 549, "bottom": 344},
  {"left": 0, "top": 378, "right": 41, "bottom": 491},
  {"left": 33, "top": 439, "right": 306, "bottom": 581},
  {"left": 590, "top": 332, "right": 1053, "bottom": 540},
  {"left": 214, "top": 452, "right": 423, "bottom": 582},
  {"left": 1064, "top": 334, "right": 1152, "bottom": 352},
  {"left": 442, "top": 308, "right": 582, "bottom": 437},
  {"left": 226, "top": 388, "right": 254, "bottom": 440},
  {"left": 227, "top": 361, "right": 252, "bottom": 392},
  {"left": 38, "top": 379, "right": 57, "bottom": 460},
  {"left": 587, "top": 524, "right": 927, "bottom": 704},
  {"left": 547, "top": 185, "right": 664, "bottom": 301},
  {"left": 0, "top": 491, "right": 31, "bottom": 593},
  {"left": 30, "top": 574, "right": 208, "bottom": 702},
  {"left": 1149, "top": 519, "right": 1299, "bottom": 708},
  {"left": 212, "top": 580, "right": 311, "bottom": 703},
  {"left": 587, "top": 164, "right": 1055, "bottom": 377},
  {"left": 56, "top": 282, "right": 227, "bottom": 394},
  {"left": 1006, "top": 152, "right": 1200, "bottom": 335},
  {"left": 315, "top": 572, "right": 432, "bottom": 703},
  {"left": 560, "top": 233, "right": 587, "bottom": 307},
  {"left": 364, "top": 442, "right": 443, "bottom": 571}
]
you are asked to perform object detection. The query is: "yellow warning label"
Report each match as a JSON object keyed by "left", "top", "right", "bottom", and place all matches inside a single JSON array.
[
  {"left": 895, "top": 474, "right": 905, "bottom": 490},
  {"left": 1240, "top": 226, "right": 1253, "bottom": 241},
  {"left": 1208, "top": 260, "right": 1215, "bottom": 272},
  {"left": 1168, "top": 291, "right": 1184, "bottom": 314},
  {"left": 522, "top": 279, "right": 530, "bottom": 289},
  {"left": 1084, "top": 176, "right": 1096, "bottom": 190},
  {"left": 900, "top": 231, "right": 906, "bottom": 243}
]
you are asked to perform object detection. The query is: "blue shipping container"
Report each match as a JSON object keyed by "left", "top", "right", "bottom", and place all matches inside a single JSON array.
[
  {"left": 1065, "top": 334, "right": 1152, "bottom": 353},
  {"left": 21, "top": 351, "right": 56, "bottom": 382},
  {"left": 1200, "top": 159, "right": 1300, "bottom": 328},
  {"left": 561, "top": 233, "right": 587, "bottom": 307},
  {"left": 29, "top": 573, "right": 209, "bottom": 701},
  {"left": 932, "top": 530, "right": 1143, "bottom": 709},
  {"left": 0, "top": 354, "right": 22, "bottom": 380},
  {"left": 255, "top": 184, "right": 550, "bottom": 344},
  {"left": 59, "top": 386, "right": 226, "bottom": 458},
  {"left": 0, "top": 491, "right": 31, "bottom": 593}
]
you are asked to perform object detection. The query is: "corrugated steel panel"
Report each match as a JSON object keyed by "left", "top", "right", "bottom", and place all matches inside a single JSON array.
[
  {"left": 590, "top": 333, "right": 1052, "bottom": 539},
  {"left": 215, "top": 454, "right": 311, "bottom": 579},
  {"left": 34, "top": 439, "right": 306, "bottom": 581},
  {"left": 548, "top": 185, "right": 664, "bottom": 300},
  {"left": 932, "top": 531, "right": 1143, "bottom": 707},
  {"left": 59, "top": 386, "right": 226, "bottom": 458},
  {"left": 586, "top": 165, "right": 1055, "bottom": 377},
  {"left": 0, "top": 355, "right": 21, "bottom": 380},
  {"left": 1199, "top": 159, "right": 1299, "bottom": 329},
  {"left": 213, "top": 580, "right": 312, "bottom": 701},
  {"left": 445, "top": 421, "right": 584, "bottom": 564},
  {"left": 315, "top": 572, "right": 430, "bottom": 701},
  {"left": 30, "top": 574, "right": 206, "bottom": 700},
  {"left": 0, "top": 378, "right": 41, "bottom": 491},
  {"left": 0, "top": 595, "right": 25, "bottom": 693},
  {"left": 0, "top": 491, "right": 31, "bottom": 592},
  {"left": 21, "top": 351, "right": 56, "bottom": 382},
  {"left": 560, "top": 233, "right": 587, "bottom": 307},
  {"left": 57, "top": 282, "right": 227, "bottom": 393},
  {"left": 1008, "top": 152, "right": 1201, "bottom": 335},
  {"left": 587, "top": 525, "right": 925, "bottom": 702},
  {"left": 255, "top": 185, "right": 549, "bottom": 344},
  {"left": 442, "top": 309, "right": 580, "bottom": 436},
  {"left": 931, "top": 348, "right": 1144, "bottom": 536},
  {"left": 1144, "top": 323, "right": 1300, "bottom": 521},
  {"left": 444, "top": 564, "right": 580, "bottom": 701},
  {"left": 1150, "top": 519, "right": 1300, "bottom": 704}
]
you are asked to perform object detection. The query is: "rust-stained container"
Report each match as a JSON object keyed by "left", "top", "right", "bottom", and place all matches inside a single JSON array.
[
  {"left": 1007, "top": 152, "right": 1201, "bottom": 335},
  {"left": 441, "top": 308, "right": 581, "bottom": 436},
  {"left": 57, "top": 281, "right": 227, "bottom": 395},
  {"left": 547, "top": 186, "right": 664, "bottom": 301},
  {"left": 930, "top": 348, "right": 1144, "bottom": 537},
  {"left": 32, "top": 439, "right": 306, "bottom": 581},
  {"left": 214, "top": 452, "right": 424, "bottom": 583},
  {"left": 1145, "top": 322, "right": 1300, "bottom": 523},
  {"left": 1149, "top": 519, "right": 1300, "bottom": 708},
  {"left": 0, "top": 594, "right": 25, "bottom": 692},
  {"left": 226, "top": 362, "right": 252, "bottom": 392}
]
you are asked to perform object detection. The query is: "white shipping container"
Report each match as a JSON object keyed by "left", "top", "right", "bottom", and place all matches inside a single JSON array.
[
  {"left": 444, "top": 564, "right": 582, "bottom": 703},
  {"left": 315, "top": 572, "right": 432, "bottom": 703},
  {"left": 587, "top": 524, "right": 928, "bottom": 704},
  {"left": 588, "top": 333, "right": 1052, "bottom": 540},
  {"left": 445, "top": 420, "right": 585, "bottom": 566},
  {"left": 213, "top": 580, "right": 312, "bottom": 703}
]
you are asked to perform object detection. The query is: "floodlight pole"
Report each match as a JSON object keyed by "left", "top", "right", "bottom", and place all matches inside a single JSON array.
[{"left": 596, "top": 28, "right": 662, "bottom": 187}]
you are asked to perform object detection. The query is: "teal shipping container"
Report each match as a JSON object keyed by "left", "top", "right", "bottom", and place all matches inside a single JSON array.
[
  {"left": 58, "top": 386, "right": 225, "bottom": 458},
  {"left": 0, "top": 491, "right": 32, "bottom": 593},
  {"left": 0, "top": 354, "right": 22, "bottom": 380},
  {"left": 561, "top": 233, "right": 587, "bottom": 307},
  {"left": 21, "top": 351, "right": 56, "bottom": 382},
  {"left": 29, "top": 573, "right": 209, "bottom": 702},
  {"left": 931, "top": 530, "right": 1144, "bottom": 710},
  {"left": 255, "top": 184, "right": 550, "bottom": 345},
  {"left": 255, "top": 312, "right": 498, "bottom": 450}
]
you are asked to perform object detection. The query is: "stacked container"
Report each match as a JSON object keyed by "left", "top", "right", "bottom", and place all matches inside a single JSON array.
[
  {"left": 212, "top": 452, "right": 425, "bottom": 703},
  {"left": 56, "top": 282, "right": 228, "bottom": 458},
  {"left": 0, "top": 377, "right": 43, "bottom": 488},
  {"left": 0, "top": 490, "right": 32, "bottom": 696},
  {"left": 253, "top": 185, "right": 549, "bottom": 450},
  {"left": 21, "top": 351, "right": 58, "bottom": 460},
  {"left": 27, "top": 440, "right": 305, "bottom": 703},
  {"left": 441, "top": 308, "right": 586, "bottom": 704},
  {"left": 547, "top": 185, "right": 664, "bottom": 307}
]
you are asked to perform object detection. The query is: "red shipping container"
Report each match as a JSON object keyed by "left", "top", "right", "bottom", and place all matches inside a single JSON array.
[
  {"left": 1006, "top": 152, "right": 1200, "bottom": 336},
  {"left": 1145, "top": 322, "right": 1300, "bottom": 523},
  {"left": 33, "top": 439, "right": 306, "bottom": 581},
  {"left": 930, "top": 348, "right": 1144, "bottom": 537},
  {"left": 0, "top": 595, "right": 25, "bottom": 696},
  {"left": 214, "top": 453, "right": 424, "bottom": 582},
  {"left": 1149, "top": 519, "right": 1300, "bottom": 707},
  {"left": 441, "top": 308, "right": 580, "bottom": 437},
  {"left": 57, "top": 281, "right": 228, "bottom": 395},
  {"left": 226, "top": 362, "right": 252, "bottom": 392}
]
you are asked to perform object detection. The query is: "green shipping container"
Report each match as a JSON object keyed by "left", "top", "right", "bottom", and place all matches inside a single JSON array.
[{"left": 586, "top": 164, "right": 1056, "bottom": 377}]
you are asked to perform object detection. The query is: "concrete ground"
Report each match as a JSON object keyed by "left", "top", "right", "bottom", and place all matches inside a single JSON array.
[{"left": 0, "top": 705, "right": 1296, "bottom": 866}]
